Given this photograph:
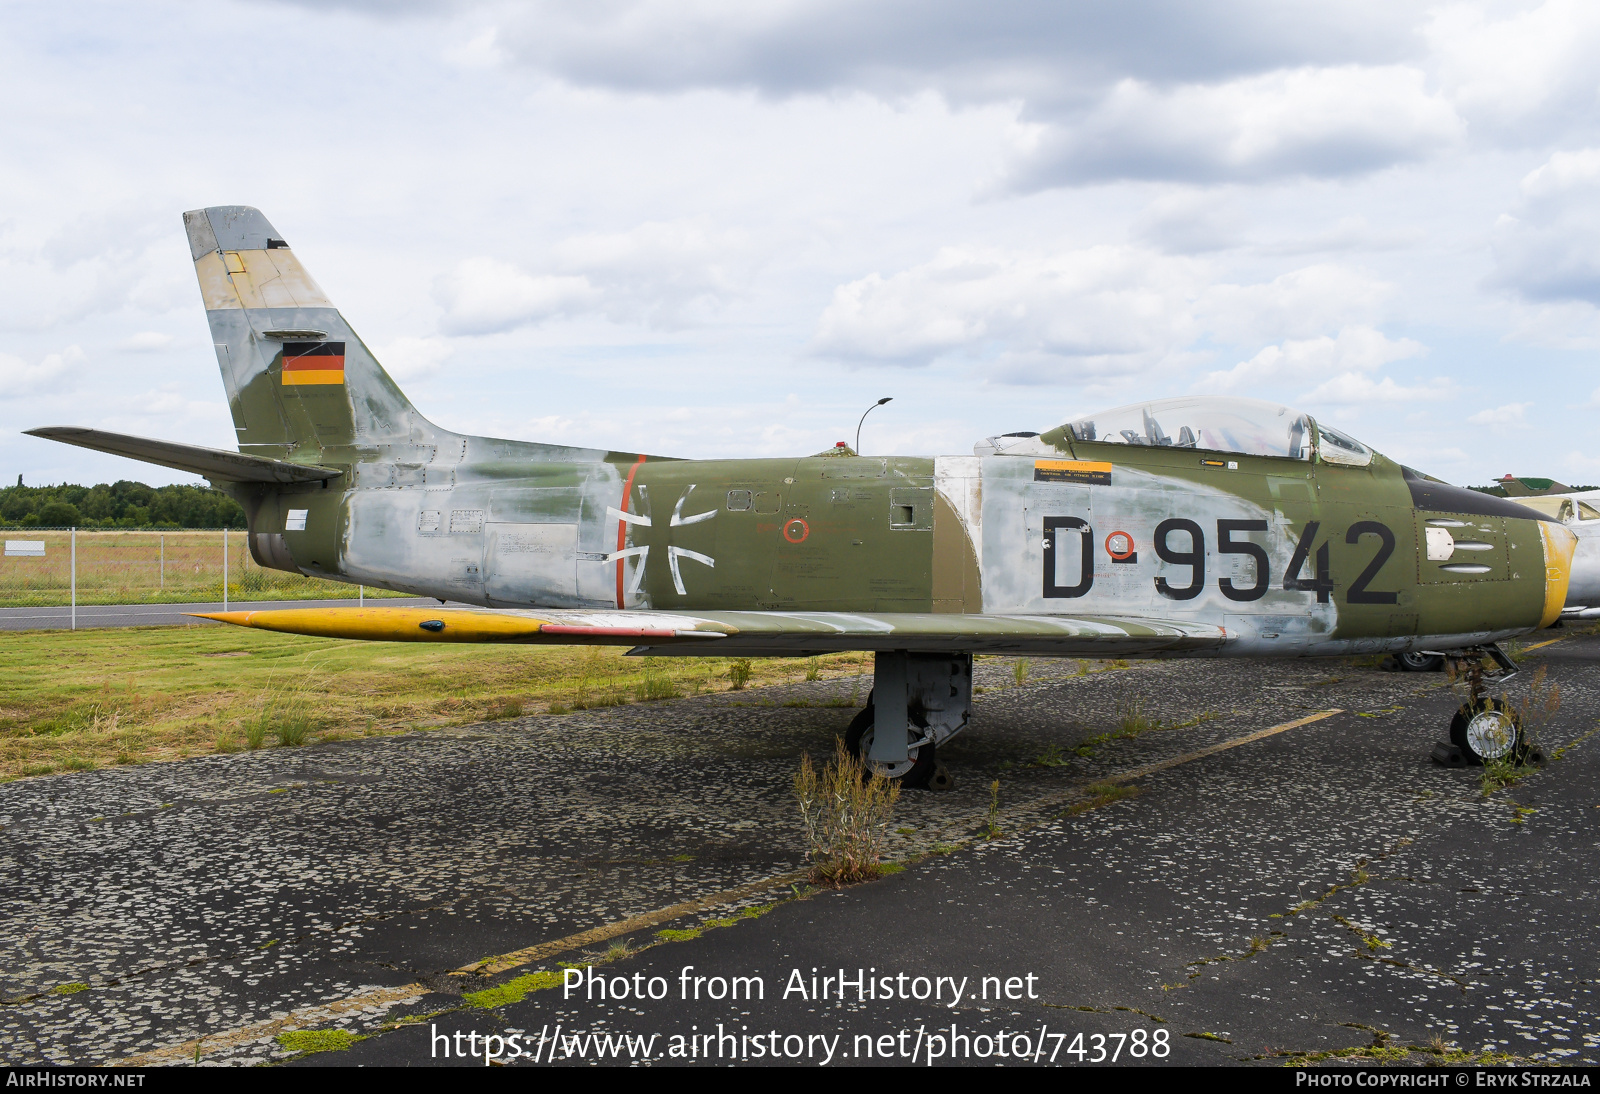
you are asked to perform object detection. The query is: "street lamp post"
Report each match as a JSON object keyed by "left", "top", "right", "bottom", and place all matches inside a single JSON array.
[{"left": 855, "top": 397, "right": 893, "bottom": 456}]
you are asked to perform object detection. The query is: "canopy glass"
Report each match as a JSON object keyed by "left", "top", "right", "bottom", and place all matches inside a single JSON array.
[{"left": 1064, "top": 396, "right": 1372, "bottom": 466}]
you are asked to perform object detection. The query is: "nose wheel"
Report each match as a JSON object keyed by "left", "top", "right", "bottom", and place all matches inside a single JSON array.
[
  {"left": 1449, "top": 697, "right": 1524, "bottom": 763},
  {"left": 1437, "top": 644, "right": 1531, "bottom": 766}
]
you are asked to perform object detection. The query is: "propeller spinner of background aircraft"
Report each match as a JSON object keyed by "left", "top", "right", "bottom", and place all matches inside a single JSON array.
[{"left": 26, "top": 207, "right": 1578, "bottom": 783}]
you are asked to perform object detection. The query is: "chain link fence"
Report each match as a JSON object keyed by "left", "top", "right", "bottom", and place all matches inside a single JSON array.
[{"left": 0, "top": 528, "right": 407, "bottom": 611}]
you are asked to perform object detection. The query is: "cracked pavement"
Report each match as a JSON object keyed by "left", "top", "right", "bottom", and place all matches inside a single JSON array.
[{"left": 2, "top": 638, "right": 1597, "bottom": 1066}]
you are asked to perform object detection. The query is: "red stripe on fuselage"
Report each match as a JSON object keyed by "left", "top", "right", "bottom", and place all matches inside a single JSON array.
[{"left": 615, "top": 454, "right": 646, "bottom": 609}]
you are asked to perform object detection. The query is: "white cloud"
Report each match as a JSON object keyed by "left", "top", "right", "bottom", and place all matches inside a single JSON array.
[
  {"left": 434, "top": 258, "right": 599, "bottom": 335},
  {"left": 433, "top": 218, "right": 753, "bottom": 334},
  {"left": 8, "top": 0, "right": 1600, "bottom": 490},
  {"left": 810, "top": 245, "right": 1206, "bottom": 376},
  {"left": 1198, "top": 326, "right": 1425, "bottom": 393},
  {"left": 1426, "top": 0, "right": 1600, "bottom": 141},
  {"left": 376, "top": 335, "right": 454, "bottom": 382},
  {"left": 1466, "top": 402, "right": 1531, "bottom": 429},
  {"left": 480, "top": 1, "right": 1422, "bottom": 99},
  {"left": 0, "top": 346, "right": 87, "bottom": 398},
  {"left": 1011, "top": 66, "right": 1463, "bottom": 187},
  {"left": 1301, "top": 372, "right": 1453, "bottom": 406},
  {"left": 810, "top": 244, "right": 1403, "bottom": 387},
  {"left": 1133, "top": 192, "right": 1247, "bottom": 254},
  {"left": 547, "top": 218, "right": 755, "bottom": 325},
  {"left": 116, "top": 331, "right": 173, "bottom": 352},
  {"left": 1490, "top": 148, "right": 1600, "bottom": 306},
  {"left": 1197, "top": 264, "right": 1395, "bottom": 344}
]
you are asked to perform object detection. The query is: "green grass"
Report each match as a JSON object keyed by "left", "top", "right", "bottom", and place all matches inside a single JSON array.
[
  {"left": 0, "top": 529, "right": 414, "bottom": 608},
  {"left": 276, "top": 1029, "right": 363, "bottom": 1054},
  {"left": 0, "top": 628, "right": 872, "bottom": 780},
  {"left": 462, "top": 969, "right": 565, "bottom": 1009}
]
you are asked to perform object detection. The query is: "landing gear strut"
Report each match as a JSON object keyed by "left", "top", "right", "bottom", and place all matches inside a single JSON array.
[{"left": 846, "top": 651, "right": 970, "bottom": 789}]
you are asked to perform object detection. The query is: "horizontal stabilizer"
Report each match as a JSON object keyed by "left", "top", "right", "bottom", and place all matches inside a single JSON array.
[{"left": 24, "top": 426, "right": 340, "bottom": 484}]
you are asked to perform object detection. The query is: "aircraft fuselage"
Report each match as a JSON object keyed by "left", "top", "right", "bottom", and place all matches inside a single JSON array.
[{"left": 244, "top": 439, "right": 1561, "bottom": 659}]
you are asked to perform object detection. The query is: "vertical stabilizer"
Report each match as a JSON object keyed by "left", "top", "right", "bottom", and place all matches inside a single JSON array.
[{"left": 184, "top": 206, "right": 443, "bottom": 460}]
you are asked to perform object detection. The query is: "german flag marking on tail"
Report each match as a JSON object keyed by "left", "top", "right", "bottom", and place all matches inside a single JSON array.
[{"left": 281, "top": 341, "right": 345, "bottom": 386}]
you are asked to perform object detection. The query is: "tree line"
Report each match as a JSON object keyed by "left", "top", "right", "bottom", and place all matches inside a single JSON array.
[{"left": 0, "top": 480, "right": 246, "bottom": 529}]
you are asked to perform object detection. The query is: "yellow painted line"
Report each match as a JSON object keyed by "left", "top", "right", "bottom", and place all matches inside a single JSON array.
[
  {"left": 117, "top": 982, "right": 432, "bottom": 1067},
  {"left": 1101, "top": 709, "right": 1344, "bottom": 786},
  {"left": 456, "top": 870, "right": 806, "bottom": 978},
  {"left": 1521, "top": 637, "right": 1565, "bottom": 652},
  {"left": 116, "top": 871, "right": 803, "bottom": 1066},
  {"left": 116, "top": 707, "right": 1344, "bottom": 1065}
]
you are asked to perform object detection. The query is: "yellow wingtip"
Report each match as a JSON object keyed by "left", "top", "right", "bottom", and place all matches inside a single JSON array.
[{"left": 181, "top": 607, "right": 551, "bottom": 642}]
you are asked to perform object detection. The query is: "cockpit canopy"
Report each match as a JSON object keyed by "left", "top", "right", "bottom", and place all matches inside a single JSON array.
[{"left": 1062, "top": 396, "right": 1373, "bottom": 467}]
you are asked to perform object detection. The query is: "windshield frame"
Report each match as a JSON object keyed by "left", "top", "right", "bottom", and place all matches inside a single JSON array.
[{"left": 1061, "top": 396, "right": 1314, "bottom": 462}]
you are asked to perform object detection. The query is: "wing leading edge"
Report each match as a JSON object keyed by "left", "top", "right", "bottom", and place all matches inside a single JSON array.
[{"left": 194, "top": 606, "right": 1227, "bottom": 656}]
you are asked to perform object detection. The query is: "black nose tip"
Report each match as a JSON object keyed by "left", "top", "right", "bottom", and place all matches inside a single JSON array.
[{"left": 419, "top": 619, "right": 445, "bottom": 633}]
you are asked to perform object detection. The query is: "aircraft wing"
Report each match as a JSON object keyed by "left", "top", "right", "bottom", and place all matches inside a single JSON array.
[
  {"left": 194, "top": 605, "right": 1227, "bottom": 656},
  {"left": 24, "top": 426, "right": 341, "bottom": 484}
]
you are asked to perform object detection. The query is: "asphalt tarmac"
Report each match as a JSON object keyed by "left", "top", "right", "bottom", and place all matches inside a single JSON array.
[
  {"left": 2, "top": 636, "right": 1596, "bottom": 1067},
  {"left": 0, "top": 598, "right": 445, "bottom": 630}
]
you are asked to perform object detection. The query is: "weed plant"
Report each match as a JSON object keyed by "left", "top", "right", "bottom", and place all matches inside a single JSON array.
[
  {"left": 729, "top": 659, "right": 753, "bottom": 690},
  {"left": 1030, "top": 744, "right": 1071, "bottom": 768},
  {"left": 484, "top": 697, "right": 525, "bottom": 720},
  {"left": 634, "top": 667, "right": 682, "bottom": 702},
  {"left": 1011, "top": 659, "right": 1030, "bottom": 686},
  {"left": 794, "top": 739, "right": 901, "bottom": 885},
  {"left": 985, "top": 779, "right": 1003, "bottom": 838},
  {"left": 1116, "top": 695, "right": 1161, "bottom": 735},
  {"left": 247, "top": 684, "right": 318, "bottom": 748},
  {"left": 244, "top": 718, "right": 268, "bottom": 751}
]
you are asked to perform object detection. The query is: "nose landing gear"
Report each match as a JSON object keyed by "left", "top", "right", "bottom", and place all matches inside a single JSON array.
[
  {"left": 1436, "top": 644, "right": 1535, "bottom": 766},
  {"left": 1449, "top": 696, "right": 1523, "bottom": 763}
]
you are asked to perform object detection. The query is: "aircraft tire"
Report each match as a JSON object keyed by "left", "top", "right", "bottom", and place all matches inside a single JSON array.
[
  {"left": 1398, "top": 652, "right": 1445, "bottom": 672},
  {"left": 845, "top": 704, "right": 937, "bottom": 789},
  {"left": 1449, "top": 697, "right": 1525, "bottom": 765}
]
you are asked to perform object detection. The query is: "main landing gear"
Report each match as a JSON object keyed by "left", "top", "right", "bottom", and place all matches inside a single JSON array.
[
  {"left": 845, "top": 651, "right": 970, "bottom": 789},
  {"left": 1396, "top": 650, "right": 1445, "bottom": 672}
]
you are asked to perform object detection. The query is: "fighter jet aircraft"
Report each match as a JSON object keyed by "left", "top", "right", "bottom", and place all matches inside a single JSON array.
[
  {"left": 1479, "top": 483, "right": 1600, "bottom": 622},
  {"left": 26, "top": 207, "right": 1577, "bottom": 780}
]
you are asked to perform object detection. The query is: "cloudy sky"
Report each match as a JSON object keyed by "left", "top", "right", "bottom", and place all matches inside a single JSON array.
[{"left": 5, "top": 0, "right": 1600, "bottom": 488}]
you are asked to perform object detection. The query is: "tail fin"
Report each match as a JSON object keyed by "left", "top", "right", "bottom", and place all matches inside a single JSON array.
[{"left": 184, "top": 206, "right": 441, "bottom": 458}]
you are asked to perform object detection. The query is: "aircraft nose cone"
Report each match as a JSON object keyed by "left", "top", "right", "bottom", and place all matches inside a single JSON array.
[{"left": 1540, "top": 521, "right": 1577, "bottom": 628}]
